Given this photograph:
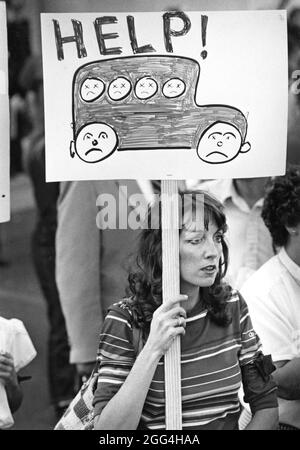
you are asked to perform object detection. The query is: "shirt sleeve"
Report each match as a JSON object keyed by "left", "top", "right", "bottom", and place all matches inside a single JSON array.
[
  {"left": 238, "top": 293, "right": 262, "bottom": 367},
  {"left": 238, "top": 293, "right": 278, "bottom": 414},
  {"left": 92, "top": 304, "right": 136, "bottom": 418},
  {"left": 9, "top": 319, "right": 37, "bottom": 372},
  {"left": 241, "top": 282, "right": 297, "bottom": 362},
  {"left": 56, "top": 181, "right": 103, "bottom": 364}
]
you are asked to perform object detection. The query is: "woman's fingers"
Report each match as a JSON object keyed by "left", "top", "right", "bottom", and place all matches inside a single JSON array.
[
  {"left": 164, "top": 306, "right": 187, "bottom": 320},
  {"left": 0, "top": 371, "right": 11, "bottom": 378},
  {"left": 0, "top": 354, "right": 14, "bottom": 366},
  {"left": 0, "top": 367, "right": 14, "bottom": 380},
  {"left": 166, "top": 316, "right": 186, "bottom": 329},
  {"left": 174, "top": 325, "right": 186, "bottom": 336},
  {"left": 161, "top": 294, "right": 188, "bottom": 309},
  {"left": 0, "top": 363, "right": 14, "bottom": 373},
  {"left": 153, "top": 297, "right": 188, "bottom": 319},
  {"left": 167, "top": 325, "right": 186, "bottom": 341},
  {"left": 147, "top": 294, "right": 189, "bottom": 355},
  {"left": 175, "top": 316, "right": 186, "bottom": 328},
  {"left": 0, "top": 353, "right": 15, "bottom": 382}
]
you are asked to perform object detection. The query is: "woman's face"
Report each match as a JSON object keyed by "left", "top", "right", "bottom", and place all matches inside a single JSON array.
[{"left": 179, "top": 219, "right": 223, "bottom": 290}]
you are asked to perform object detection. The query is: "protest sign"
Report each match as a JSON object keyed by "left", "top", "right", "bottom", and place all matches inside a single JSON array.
[
  {"left": 0, "top": 2, "right": 9, "bottom": 223},
  {"left": 41, "top": 10, "right": 287, "bottom": 182}
]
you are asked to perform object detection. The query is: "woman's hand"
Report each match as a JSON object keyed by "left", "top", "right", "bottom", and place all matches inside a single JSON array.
[
  {"left": 0, "top": 351, "right": 18, "bottom": 388},
  {"left": 144, "top": 294, "right": 188, "bottom": 359}
]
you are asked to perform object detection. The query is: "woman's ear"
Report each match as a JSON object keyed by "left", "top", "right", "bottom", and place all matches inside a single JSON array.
[{"left": 285, "top": 225, "right": 299, "bottom": 237}]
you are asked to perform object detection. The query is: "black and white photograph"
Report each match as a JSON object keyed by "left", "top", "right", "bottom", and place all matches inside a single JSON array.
[{"left": 0, "top": 0, "right": 299, "bottom": 442}]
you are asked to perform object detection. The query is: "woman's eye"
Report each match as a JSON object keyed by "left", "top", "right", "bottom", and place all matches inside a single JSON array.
[
  {"left": 189, "top": 238, "right": 202, "bottom": 245},
  {"left": 215, "top": 234, "right": 223, "bottom": 243}
]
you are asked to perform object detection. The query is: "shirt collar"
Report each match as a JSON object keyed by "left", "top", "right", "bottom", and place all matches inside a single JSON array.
[
  {"left": 278, "top": 247, "right": 300, "bottom": 284},
  {"left": 186, "top": 179, "right": 264, "bottom": 212},
  {"left": 226, "top": 180, "right": 264, "bottom": 212}
]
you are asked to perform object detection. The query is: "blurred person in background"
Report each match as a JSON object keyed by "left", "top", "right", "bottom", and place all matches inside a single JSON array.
[
  {"left": 287, "top": 6, "right": 300, "bottom": 79},
  {"left": 18, "top": 55, "right": 76, "bottom": 420},
  {"left": 6, "top": 0, "right": 31, "bottom": 175},
  {"left": 288, "top": 51, "right": 300, "bottom": 167},
  {"left": 287, "top": 6, "right": 300, "bottom": 167},
  {"left": 0, "top": 0, "right": 31, "bottom": 267},
  {"left": 56, "top": 179, "right": 155, "bottom": 382},
  {"left": 241, "top": 166, "right": 300, "bottom": 430},
  {"left": 0, "top": 315, "right": 36, "bottom": 429}
]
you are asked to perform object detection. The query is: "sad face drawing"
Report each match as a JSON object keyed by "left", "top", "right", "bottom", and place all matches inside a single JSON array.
[
  {"left": 197, "top": 122, "right": 251, "bottom": 164},
  {"left": 70, "top": 123, "right": 118, "bottom": 163}
]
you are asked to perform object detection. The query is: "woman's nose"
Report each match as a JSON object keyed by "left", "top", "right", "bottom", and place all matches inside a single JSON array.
[
  {"left": 217, "top": 141, "right": 223, "bottom": 147},
  {"left": 204, "top": 240, "right": 219, "bottom": 258},
  {"left": 92, "top": 139, "right": 98, "bottom": 146}
]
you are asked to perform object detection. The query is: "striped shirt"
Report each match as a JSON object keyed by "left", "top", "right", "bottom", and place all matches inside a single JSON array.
[{"left": 93, "top": 291, "right": 263, "bottom": 429}]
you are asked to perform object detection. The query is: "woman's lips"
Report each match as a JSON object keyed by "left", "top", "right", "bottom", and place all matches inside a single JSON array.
[{"left": 200, "top": 265, "right": 217, "bottom": 274}]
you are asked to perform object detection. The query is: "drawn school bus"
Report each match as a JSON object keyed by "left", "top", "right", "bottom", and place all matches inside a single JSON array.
[{"left": 70, "top": 55, "right": 250, "bottom": 164}]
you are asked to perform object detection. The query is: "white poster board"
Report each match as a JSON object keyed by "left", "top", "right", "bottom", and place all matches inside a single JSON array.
[
  {"left": 0, "top": 2, "right": 9, "bottom": 222},
  {"left": 41, "top": 10, "right": 288, "bottom": 181}
]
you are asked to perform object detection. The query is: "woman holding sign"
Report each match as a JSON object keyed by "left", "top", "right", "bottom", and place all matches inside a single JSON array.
[{"left": 93, "top": 191, "right": 278, "bottom": 430}]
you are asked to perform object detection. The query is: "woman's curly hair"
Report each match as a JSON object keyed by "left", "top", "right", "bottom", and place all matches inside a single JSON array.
[
  {"left": 126, "top": 190, "right": 232, "bottom": 333},
  {"left": 262, "top": 166, "right": 300, "bottom": 248}
]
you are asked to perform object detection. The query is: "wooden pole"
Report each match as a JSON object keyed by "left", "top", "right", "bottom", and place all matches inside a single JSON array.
[{"left": 161, "top": 179, "right": 182, "bottom": 430}]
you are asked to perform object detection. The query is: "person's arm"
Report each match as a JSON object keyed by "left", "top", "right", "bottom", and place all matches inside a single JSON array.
[
  {"left": 272, "top": 359, "right": 300, "bottom": 400},
  {"left": 241, "top": 282, "right": 299, "bottom": 405},
  {"left": 0, "top": 352, "right": 23, "bottom": 413},
  {"left": 245, "top": 408, "right": 278, "bottom": 430},
  {"left": 241, "top": 355, "right": 279, "bottom": 430},
  {"left": 56, "top": 181, "right": 102, "bottom": 367},
  {"left": 94, "top": 295, "right": 187, "bottom": 430},
  {"left": 238, "top": 293, "right": 278, "bottom": 430},
  {"left": 94, "top": 340, "right": 161, "bottom": 430}
]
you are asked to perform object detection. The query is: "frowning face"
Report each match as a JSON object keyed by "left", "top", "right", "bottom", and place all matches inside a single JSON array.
[
  {"left": 75, "top": 123, "right": 118, "bottom": 163},
  {"left": 108, "top": 77, "right": 131, "bottom": 101},
  {"left": 80, "top": 78, "right": 105, "bottom": 102},
  {"left": 197, "top": 122, "right": 248, "bottom": 164},
  {"left": 135, "top": 76, "right": 158, "bottom": 100},
  {"left": 162, "top": 78, "right": 185, "bottom": 98}
]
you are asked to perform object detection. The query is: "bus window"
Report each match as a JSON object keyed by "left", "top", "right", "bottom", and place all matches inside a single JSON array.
[
  {"left": 80, "top": 77, "right": 105, "bottom": 102},
  {"left": 162, "top": 77, "right": 185, "bottom": 98},
  {"left": 135, "top": 76, "right": 158, "bottom": 100},
  {"left": 108, "top": 76, "right": 132, "bottom": 101}
]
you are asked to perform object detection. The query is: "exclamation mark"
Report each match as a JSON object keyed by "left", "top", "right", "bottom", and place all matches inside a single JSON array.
[{"left": 201, "top": 15, "right": 208, "bottom": 60}]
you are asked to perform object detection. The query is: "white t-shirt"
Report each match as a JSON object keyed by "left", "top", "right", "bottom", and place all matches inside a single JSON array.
[
  {"left": 0, "top": 317, "right": 37, "bottom": 429},
  {"left": 241, "top": 248, "right": 300, "bottom": 428}
]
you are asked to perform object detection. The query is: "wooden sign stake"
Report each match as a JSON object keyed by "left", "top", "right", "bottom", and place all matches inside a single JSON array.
[{"left": 161, "top": 179, "right": 182, "bottom": 430}]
